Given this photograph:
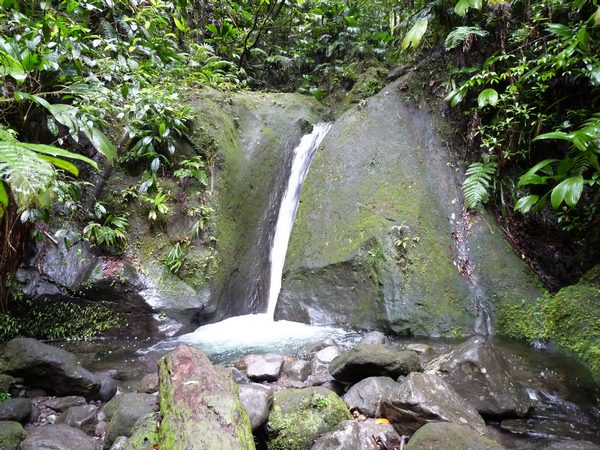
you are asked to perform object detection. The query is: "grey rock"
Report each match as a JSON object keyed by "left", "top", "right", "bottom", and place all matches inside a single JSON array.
[
  {"left": 343, "top": 376, "right": 398, "bottom": 417},
  {"left": 405, "top": 422, "right": 504, "bottom": 450},
  {"left": 229, "top": 367, "right": 250, "bottom": 385},
  {"left": 285, "top": 360, "right": 311, "bottom": 382},
  {"left": 96, "top": 374, "right": 118, "bottom": 402},
  {"left": 315, "top": 346, "right": 342, "bottom": 364},
  {"left": 0, "top": 421, "right": 26, "bottom": 450},
  {"left": 0, "top": 375, "right": 15, "bottom": 393},
  {"left": 20, "top": 424, "right": 101, "bottom": 450},
  {"left": 0, "top": 338, "right": 100, "bottom": 398},
  {"left": 381, "top": 372, "right": 487, "bottom": 435},
  {"left": 543, "top": 441, "right": 600, "bottom": 450},
  {"left": 103, "top": 393, "right": 157, "bottom": 448},
  {"left": 57, "top": 404, "right": 98, "bottom": 435},
  {"left": 298, "top": 339, "right": 338, "bottom": 360},
  {"left": 0, "top": 398, "right": 31, "bottom": 422},
  {"left": 319, "top": 380, "right": 347, "bottom": 396},
  {"left": 25, "top": 388, "right": 47, "bottom": 398},
  {"left": 239, "top": 383, "right": 274, "bottom": 430},
  {"left": 46, "top": 396, "right": 87, "bottom": 412},
  {"left": 125, "top": 412, "right": 159, "bottom": 449},
  {"left": 109, "top": 436, "right": 129, "bottom": 450},
  {"left": 247, "top": 354, "right": 285, "bottom": 382},
  {"left": 312, "top": 419, "right": 403, "bottom": 450},
  {"left": 406, "top": 343, "right": 433, "bottom": 354},
  {"left": 359, "top": 331, "right": 387, "bottom": 345},
  {"left": 138, "top": 373, "right": 159, "bottom": 394},
  {"left": 329, "top": 344, "right": 421, "bottom": 383}
]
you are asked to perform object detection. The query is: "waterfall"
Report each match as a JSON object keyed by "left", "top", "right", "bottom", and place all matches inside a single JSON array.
[{"left": 266, "top": 123, "right": 331, "bottom": 318}]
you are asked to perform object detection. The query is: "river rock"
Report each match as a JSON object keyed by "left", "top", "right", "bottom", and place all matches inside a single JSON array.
[
  {"left": 126, "top": 412, "right": 159, "bottom": 449},
  {"left": 404, "top": 422, "right": 504, "bottom": 450},
  {"left": 20, "top": 424, "right": 101, "bottom": 450},
  {"left": 381, "top": 372, "right": 487, "bottom": 435},
  {"left": 266, "top": 386, "right": 352, "bottom": 450},
  {"left": 103, "top": 393, "right": 158, "bottom": 448},
  {"left": 109, "top": 436, "right": 129, "bottom": 450},
  {"left": 46, "top": 396, "right": 87, "bottom": 412},
  {"left": 96, "top": 374, "right": 118, "bottom": 402},
  {"left": 285, "top": 360, "right": 311, "bottom": 382},
  {"left": 329, "top": 344, "right": 421, "bottom": 383},
  {"left": 0, "top": 375, "right": 15, "bottom": 393},
  {"left": 57, "top": 404, "right": 98, "bottom": 435},
  {"left": 543, "top": 441, "right": 600, "bottom": 450},
  {"left": 0, "top": 398, "right": 31, "bottom": 422},
  {"left": 138, "top": 373, "right": 159, "bottom": 393},
  {"left": 426, "top": 336, "right": 531, "bottom": 418},
  {"left": 343, "top": 376, "right": 398, "bottom": 417},
  {"left": 157, "top": 345, "right": 255, "bottom": 449},
  {"left": 311, "top": 418, "right": 403, "bottom": 450},
  {"left": 359, "top": 331, "right": 388, "bottom": 345},
  {"left": 298, "top": 339, "right": 338, "bottom": 360},
  {"left": 0, "top": 421, "right": 26, "bottom": 450},
  {"left": 406, "top": 343, "right": 433, "bottom": 354},
  {"left": 0, "top": 338, "right": 100, "bottom": 398},
  {"left": 239, "top": 383, "right": 274, "bottom": 430},
  {"left": 247, "top": 354, "right": 285, "bottom": 382}
]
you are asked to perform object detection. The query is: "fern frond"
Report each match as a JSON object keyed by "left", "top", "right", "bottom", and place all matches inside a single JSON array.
[
  {"left": 444, "top": 26, "right": 489, "bottom": 50},
  {"left": 462, "top": 159, "right": 497, "bottom": 210}
]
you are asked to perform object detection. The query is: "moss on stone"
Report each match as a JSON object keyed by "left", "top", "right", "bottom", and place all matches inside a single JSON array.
[{"left": 125, "top": 413, "right": 160, "bottom": 450}]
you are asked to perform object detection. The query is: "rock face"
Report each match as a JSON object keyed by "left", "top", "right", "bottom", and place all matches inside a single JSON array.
[
  {"left": 381, "top": 372, "right": 487, "bottom": 435},
  {"left": 126, "top": 413, "right": 160, "bottom": 449},
  {"left": 343, "top": 376, "right": 398, "bottom": 417},
  {"left": 266, "top": 386, "right": 351, "bottom": 450},
  {"left": 0, "top": 421, "right": 26, "bottom": 450},
  {"left": 239, "top": 384, "right": 274, "bottom": 430},
  {"left": 103, "top": 393, "right": 157, "bottom": 448},
  {"left": 158, "top": 345, "right": 255, "bottom": 449},
  {"left": 0, "top": 398, "right": 31, "bottom": 422},
  {"left": 404, "top": 422, "right": 504, "bottom": 450},
  {"left": 311, "top": 419, "right": 403, "bottom": 450},
  {"left": 20, "top": 424, "right": 101, "bottom": 450},
  {"left": 329, "top": 344, "right": 421, "bottom": 383},
  {"left": 277, "top": 78, "right": 540, "bottom": 335},
  {"left": 426, "top": 336, "right": 531, "bottom": 418},
  {"left": 0, "top": 338, "right": 100, "bottom": 398}
]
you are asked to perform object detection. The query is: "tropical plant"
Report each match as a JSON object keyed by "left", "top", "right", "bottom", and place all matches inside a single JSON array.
[
  {"left": 462, "top": 157, "right": 498, "bottom": 210},
  {"left": 83, "top": 203, "right": 129, "bottom": 254}
]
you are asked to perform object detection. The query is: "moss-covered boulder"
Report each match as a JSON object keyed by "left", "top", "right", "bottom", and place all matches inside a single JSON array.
[
  {"left": 266, "top": 386, "right": 352, "bottom": 450},
  {"left": 103, "top": 393, "right": 157, "bottom": 448},
  {"left": 405, "top": 422, "right": 504, "bottom": 450},
  {"left": 124, "top": 413, "right": 160, "bottom": 450},
  {"left": 277, "top": 78, "right": 540, "bottom": 336},
  {"left": 0, "top": 421, "right": 26, "bottom": 450},
  {"left": 157, "top": 345, "right": 255, "bottom": 450}
]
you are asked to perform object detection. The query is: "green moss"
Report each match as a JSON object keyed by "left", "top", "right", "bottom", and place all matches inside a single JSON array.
[
  {"left": 498, "top": 266, "right": 600, "bottom": 382},
  {"left": 125, "top": 413, "right": 160, "bottom": 450}
]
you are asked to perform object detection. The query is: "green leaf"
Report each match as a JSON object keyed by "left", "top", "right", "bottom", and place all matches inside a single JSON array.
[
  {"left": 38, "top": 155, "right": 79, "bottom": 176},
  {"left": 546, "top": 23, "right": 574, "bottom": 38},
  {"left": 517, "top": 159, "right": 558, "bottom": 187},
  {"left": 0, "top": 181, "right": 8, "bottom": 218},
  {"left": 551, "top": 175, "right": 584, "bottom": 208},
  {"left": 402, "top": 19, "right": 428, "bottom": 51},
  {"left": 514, "top": 195, "right": 539, "bottom": 213},
  {"left": 22, "top": 143, "right": 99, "bottom": 171},
  {"left": 83, "top": 127, "right": 117, "bottom": 163},
  {"left": 477, "top": 88, "right": 499, "bottom": 108},
  {"left": 455, "top": 0, "right": 482, "bottom": 17},
  {"left": 533, "top": 131, "right": 571, "bottom": 142}
]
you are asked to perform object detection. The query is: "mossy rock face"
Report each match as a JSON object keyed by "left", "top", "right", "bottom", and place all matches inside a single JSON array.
[
  {"left": 277, "top": 78, "right": 540, "bottom": 336},
  {"left": 405, "top": 422, "right": 504, "bottom": 450},
  {"left": 124, "top": 413, "right": 160, "bottom": 450},
  {"left": 266, "top": 386, "right": 352, "bottom": 450},
  {"left": 0, "top": 421, "right": 26, "bottom": 450}
]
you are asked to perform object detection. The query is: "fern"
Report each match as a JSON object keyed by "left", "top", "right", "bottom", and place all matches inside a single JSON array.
[
  {"left": 444, "top": 26, "right": 488, "bottom": 50},
  {"left": 462, "top": 159, "right": 497, "bottom": 210}
]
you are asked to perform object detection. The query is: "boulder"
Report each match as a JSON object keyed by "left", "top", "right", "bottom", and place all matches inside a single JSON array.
[
  {"left": 406, "top": 343, "right": 432, "bottom": 354},
  {"left": 343, "top": 376, "right": 398, "bottom": 417},
  {"left": 109, "top": 436, "right": 129, "bottom": 450},
  {"left": 298, "top": 339, "right": 338, "bottom": 360},
  {"left": 311, "top": 419, "right": 403, "bottom": 450},
  {"left": 125, "top": 413, "right": 159, "bottom": 450},
  {"left": 247, "top": 354, "right": 285, "bottom": 382},
  {"left": 381, "top": 372, "right": 487, "bottom": 435},
  {"left": 157, "top": 345, "right": 255, "bottom": 449},
  {"left": 239, "top": 383, "right": 274, "bottom": 430},
  {"left": 285, "top": 360, "right": 311, "bottom": 382},
  {"left": 46, "top": 396, "right": 87, "bottom": 412},
  {"left": 103, "top": 393, "right": 158, "bottom": 448},
  {"left": 404, "top": 422, "right": 504, "bottom": 450},
  {"left": 0, "top": 398, "right": 31, "bottom": 422},
  {"left": 0, "top": 375, "right": 15, "bottom": 393},
  {"left": 138, "top": 373, "right": 159, "bottom": 394},
  {"left": 96, "top": 374, "right": 118, "bottom": 402},
  {"left": 359, "top": 331, "right": 387, "bottom": 345},
  {"left": 0, "top": 338, "right": 100, "bottom": 398},
  {"left": 0, "top": 421, "right": 26, "bottom": 450},
  {"left": 20, "top": 424, "right": 101, "bottom": 450},
  {"left": 426, "top": 336, "right": 531, "bottom": 418},
  {"left": 266, "top": 386, "right": 351, "bottom": 450},
  {"left": 543, "top": 441, "right": 600, "bottom": 450},
  {"left": 329, "top": 344, "right": 421, "bottom": 383},
  {"left": 57, "top": 404, "right": 98, "bottom": 435}
]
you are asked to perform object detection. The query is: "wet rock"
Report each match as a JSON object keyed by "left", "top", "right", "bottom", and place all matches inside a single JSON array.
[
  {"left": 406, "top": 343, "right": 433, "bottom": 354},
  {"left": 126, "top": 412, "right": 159, "bottom": 449},
  {"left": 109, "top": 436, "right": 129, "bottom": 450},
  {"left": 247, "top": 354, "right": 285, "bottom": 382},
  {"left": 285, "top": 360, "right": 311, "bottom": 382},
  {"left": 229, "top": 367, "right": 251, "bottom": 385},
  {"left": 239, "top": 383, "right": 274, "bottom": 430},
  {"left": 426, "top": 336, "right": 531, "bottom": 418},
  {"left": 0, "top": 338, "right": 100, "bottom": 398},
  {"left": 359, "top": 331, "right": 387, "bottom": 345},
  {"left": 343, "top": 376, "right": 397, "bottom": 417},
  {"left": 543, "top": 440, "right": 600, "bottom": 450},
  {"left": 319, "top": 380, "right": 347, "bottom": 396},
  {"left": 138, "top": 373, "right": 159, "bottom": 394},
  {"left": 57, "top": 404, "right": 98, "bottom": 435},
  {"left": 500, "top": 418, "right": 600, "bottom": 443},
  {"left": 103, "top": 393, "right": 158, "bottom": 448},
  {"left": 311, "top": 418, "right": 403, "bottom": 450},
  {"left": 0, "top": 421, "right": 26, "bottom": 450},
  {"left": 25, "top": 388, "right": 47, "bottom": 398},
  {"left": 46, "top": 396, "right": 87, "bottom": 412},
  {"left": 266, "top": 386, "right": 351, "bottom": 450},
  {"left": 0, "top": 398, "right": 31, "bottom": 422},
  {"left": 0, "top": 375, "right": 15, "bottom": 394},
  {"left": 298, "top": 339, "right": 338, "bottom": 360},
  {"left": 20, "top": 424, "right": 101, "bottom": 450},
  {"left": 381, "top": 372, "right": 487, "bottom": 435},
  {"left": 157, "top": 345, "right": 255, "bottom": 449},
  {"left": 96, "top": 374, "right": 118, "bottom": 402},
  {"left": 329, "top": 344, "right": 421, "bottom": 383},
  {"left": 404, "top": 422, "right": 504, "bottom": 450}
]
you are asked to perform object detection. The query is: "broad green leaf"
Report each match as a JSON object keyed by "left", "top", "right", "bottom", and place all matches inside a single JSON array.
[
  {"left": 477, "top": 88, "right": 499, "bottom": 108},
  {"left": 551, "top": 175, "right": 584, "bottom": 208},
  {"left": 22, "top": 143, "right": 99, "bottom": 170},
  {"left": 514, "top": 195, "right": 539, "bottom": 213},
  {"left": 83, "top": 127, "right": 117, "bottom": 163},
  {"left": 594, "top": 6, "right": 600, "bottom": 26},
  {"left": 38, "top": 155, "right": 79, "bottom": 176},
  {"left": 517, "top": 159, "right": 558, "bottom": 187},
  {"left": 546, "top": 23, "right": 574, "bottom": 38},
  {"left": 455, "top": 0, "right": 482, "bottom": 16},
  {"left": 533, "top": 131, "right": 570, "bottom": 142},
  {"left": 0, "top": 181, "right": 7, "bottom": 218},
  {"left": 402, "top": 19, "right": 428, "bottom": 51}
]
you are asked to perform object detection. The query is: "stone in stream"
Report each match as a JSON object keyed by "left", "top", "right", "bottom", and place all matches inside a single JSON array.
[
  {"left": 239, "top": 383, "right": 274, "bottom": 430},
  {"left": 404, "top": 422, "right": 504, "bottom": 450},
  {"left": 96, "top": 373, "right": 118, "bottom": 402},
  {"left": 543, "top": 441, "right": 600, "bottom": 450},
  {"left": 358, "top": 331, "right": 388, "bottom": 345},
  {"left": 405, "top": 343, "right": 433, "bottom": 354},
  {"left": 311, "top": 419, "right": 403, "bottom": 450},
  {"left": 329, "top": 344, "right": 421, "bottom": 383},
  {"left": 342, "top": 376, "right": 398, "bottom": 418},
  {"left": 247, "top": 354, "right": 285, "bottom": 382},
  {"left": 380, "top": 372, "right": 487, "bottom": 435},
  {"left": 298, "top": 339, "right": 338, "bottom": 360},
  {"left": 158, "top": 345, "right": 255, "bottom": 449},
  {"left": 20, "top": 423, "right": 101, "bottom": 450},
  {"left": 425, "top": 336, "right": 531, "bottom": 418},
  {"left": 46, "top": 396, "right": 87, "bottom": 412},
  {"left": 266, "top": 386, "right": 352, "bottom": 450},
  {"left": 57, "top": 404, "right": 98, "bottom": 435},
  {"left": 0, "top": 421, "right": 26, "bottom": 450},
  {"left": 103, "top": 393, "right": 158, "bottom": 448},
  {"left": 285, "top": 360, "right": 311, "bottom": 382},
  {"left": 138, "top": 373, "right": 159, "bottom": 394},
  {"left": 0, "top": 338, "right": 100, "bottom": 398},
  {"left": 125, "top": 412, "right": 160, "bottom": 449},
  {"left": 0, "top": 398, "right": 31, "bottom": 422}
]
